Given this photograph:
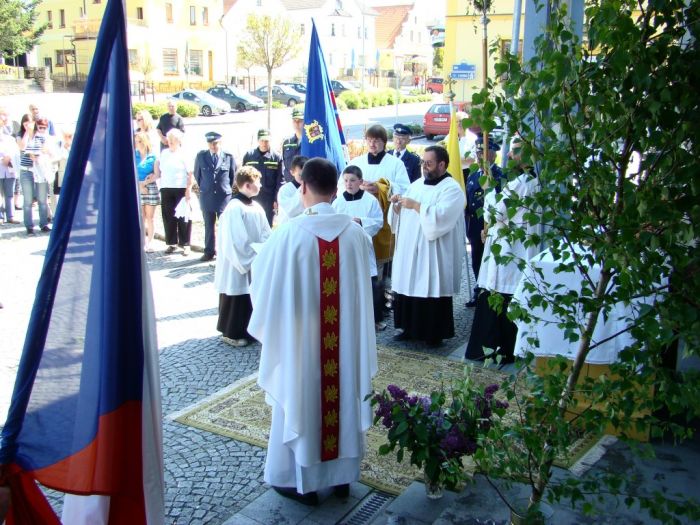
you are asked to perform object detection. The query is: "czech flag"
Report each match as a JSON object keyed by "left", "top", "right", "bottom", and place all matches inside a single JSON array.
[
  {"left": 301, "top": 20, "right": 347, "bottom": 175},
  {"left": 0, "top": 0, "right": 164, "bottom": 523}
]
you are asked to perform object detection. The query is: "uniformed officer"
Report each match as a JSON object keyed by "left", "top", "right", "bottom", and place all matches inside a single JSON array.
[
  {"left": 194, "top": 131, "right": 238, "bottom": 262},
  {"left": 387, "top": 123, "right": 422, "bottom": 182},
  {"left": 242, "top": 129, "right": 283, "bottom": 226},
  {"left": 465, "top": 134, "right": 504, "bottom": 306},
  {"left": 281, "top": 106, "right": 304, "bottom": 183}
]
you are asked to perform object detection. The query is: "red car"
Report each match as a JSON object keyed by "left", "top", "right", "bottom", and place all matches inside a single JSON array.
[
  {"left": 426, "top": 77, "right": 444, "bottom": 94},
  {"left": 422, "top": 103, "right": 467, "bottom": 140}
]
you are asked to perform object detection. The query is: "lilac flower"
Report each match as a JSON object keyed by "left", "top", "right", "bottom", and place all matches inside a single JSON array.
[
  {"left": 387, "top": 384, "right": 408, "bottom": 401},
  {"left": 495, "top": 400, "right": 509, "bottom": 410},
  {"left": 484, "top": 384, "right": 499, "bottom": 398}
]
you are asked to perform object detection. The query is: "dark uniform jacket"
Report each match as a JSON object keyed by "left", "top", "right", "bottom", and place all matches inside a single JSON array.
[
  {"left": 194, "top": 150, "right": 237, "bottom": 213},
  {"left": 281, "top": 134, "right": 301, "bottom": 183},
  {"left": 242, "top": 147, "right": 283, "bottom": 223},
  {"left": 387, "top": 148, "right": 422, "bottom": 183},
  {"left": 466, "top": 163, "right": 505, "bottom": 239}
]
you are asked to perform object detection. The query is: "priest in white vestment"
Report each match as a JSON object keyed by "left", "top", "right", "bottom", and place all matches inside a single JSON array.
[
  {"left": 249, "top": 158, "right": 378, "bottom": 505},
  {"left": 389, "top": 145, "right": 466, "bottom": 348},
  {"left": 276, "top": 154, "right": 307, "bottom": 225},
  {"left": 340, "top": 124, "right": 410, "bottom": 198}
]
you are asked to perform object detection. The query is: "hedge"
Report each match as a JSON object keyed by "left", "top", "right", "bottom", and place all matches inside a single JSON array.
[
  {"left": 132, "top": 100, "right": 199, "bottom": 119},
  {"left": 337, "top": 88, "right": 432, "bottom": 110}
]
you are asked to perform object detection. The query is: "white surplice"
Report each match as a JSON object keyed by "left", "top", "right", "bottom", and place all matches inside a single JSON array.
[
  {"left": 249, "top": 203, "right": 378, "bottom": 494},
  {"left": 214, "top": 196, "right": 271, "bottom": 296},
  {"left": 389, "top": 175, "right": 466, "bottom": 298},
  {"left": 276, "top": 181, "right": 304, "bottom": 225},
  {"left": 477, "top": 172, "right": 540, "bottom": 295},
  {"left": 331, "top": 190, "right": 383, "bottom": 238},
  {"left": 342, "top": 153, "right": 410, "bottom": 196}
]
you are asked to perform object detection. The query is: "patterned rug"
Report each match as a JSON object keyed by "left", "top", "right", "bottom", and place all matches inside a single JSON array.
[{"left": 174, "top": 347, "right": 597, "bottom": 495}]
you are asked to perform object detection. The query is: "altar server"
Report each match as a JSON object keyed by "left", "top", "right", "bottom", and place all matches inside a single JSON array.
[
  {"left": 332, "top": 165, "right": 384, "bottom": 329},
  {"left": 215, "top": 166, "right": 271, "bottom": 347},
  {"left": 276, "top": 155, "right": 307, "bottom": 225},
  {"left": 389, "top": 145, "right": 466, "bottom": 347},
  {"left": 250, "top": 157, "right": 378, "bottom": 505}
]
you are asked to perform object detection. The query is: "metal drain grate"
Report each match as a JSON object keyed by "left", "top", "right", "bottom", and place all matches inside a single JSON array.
[{"left": 337, "top": 491, "right": 394, "bottom": 525}]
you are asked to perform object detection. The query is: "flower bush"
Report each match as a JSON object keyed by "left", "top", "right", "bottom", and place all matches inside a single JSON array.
[{"left": 370, "top": 367, "right": 508, "bottom": 489}]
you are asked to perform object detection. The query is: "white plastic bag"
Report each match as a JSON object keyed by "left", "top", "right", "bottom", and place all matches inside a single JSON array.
[{"left": 174, "top": 197, "right": 191, "bottom": 221}]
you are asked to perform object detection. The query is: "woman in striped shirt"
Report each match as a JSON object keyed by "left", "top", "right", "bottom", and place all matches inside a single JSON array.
[{"left": 18, "top": 116, "right": 54, "bottom": 234}]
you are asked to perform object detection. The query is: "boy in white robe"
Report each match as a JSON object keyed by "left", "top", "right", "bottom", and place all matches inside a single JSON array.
[
  {"left": 389, "top": 145, "right": 466, "bottom": 348},
  {"left": 249, "top": 158, "right": 378, "bottom": 505},
  {"left": 332, "top": 165, "right": 384, "bottom": 329},
  {"left": 276, "top": 155, "right": 307, "bottom": 226},
  {"left": 214, "top": 166, "right": 271, "bottom": 346}
]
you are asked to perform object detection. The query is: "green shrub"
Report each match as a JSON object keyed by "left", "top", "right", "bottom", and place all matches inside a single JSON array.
[
  {"left": 132, "top": 100, "right": 198, "bottom": 118},
  {"left": 340, "top": 91, "right": 360, "bottom": 109},
  {"left": 271, "top": 101, "right": 285, "bottom": 109}
]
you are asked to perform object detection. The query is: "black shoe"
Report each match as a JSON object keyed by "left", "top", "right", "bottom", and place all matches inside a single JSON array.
[
  {"left": 14, "top": 206, "right": 22, "bottom": 211},
  {"left": 40, "top": 225, "right": 51, "bottom": 232},
  {"left": 393, "top": 331, "right": 409, "bottom": 342},
  {"left": 272, "top": 486, "right": 319, "bottom": 506},
  {"left": 200, "top": 253, "right": 215, "bottom": 262},
  {"left": 426, "top": 339, "right": 442, "bottom": 348},
  {"left": 164, "top": 245, "right": 177, "bottom": 254},
  {"left": 333, "top": 484, "right": 350, "bottom": 498},
  {"left": 26, "top": 228, "right": 35, "bottom": 236},
  {"left": 465, "top": 298, "right": 477, "bottom": 307}
]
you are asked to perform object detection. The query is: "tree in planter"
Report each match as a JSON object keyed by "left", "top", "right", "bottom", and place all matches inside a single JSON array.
[
  {"left": 237, "top": 14, "right": 301, "bottom": 129},
  {"left": 466, "top": 0, "right": 700, "bottom": 521}
]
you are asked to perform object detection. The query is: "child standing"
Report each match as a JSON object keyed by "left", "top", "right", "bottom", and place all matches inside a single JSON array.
[
  {"left": 215, "top": 166, "right": 271, "bottom": 346},
  {"left": 332, "top": 165, "right": 385, "bottom": 330}
]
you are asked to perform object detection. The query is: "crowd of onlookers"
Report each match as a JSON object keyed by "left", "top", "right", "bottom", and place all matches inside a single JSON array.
[{"left": 0, "top": 104, "right": 73, "bottom": 236}]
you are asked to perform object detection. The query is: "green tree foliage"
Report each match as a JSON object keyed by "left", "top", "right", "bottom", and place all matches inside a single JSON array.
[
  {"left": 0, "top": 0, "right": 46, "bottom": 60},
  {"left": 237, "top": 14, "right": 301, "bottom": 128},
  {"left": 469, "top": 0, "right": 700, "bottom": 520},
  {"left": 432, "top": 46, "right": 444, "bottom": 72}
]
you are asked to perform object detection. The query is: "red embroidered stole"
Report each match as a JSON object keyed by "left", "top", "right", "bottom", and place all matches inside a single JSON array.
[{"left": 319, "top": 237, "right": 340, "bottom": 461}]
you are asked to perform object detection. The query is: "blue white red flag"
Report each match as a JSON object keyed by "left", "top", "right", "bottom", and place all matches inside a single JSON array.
[
  {"left": 300, "top": 20, "right": 347, "bottom": 175},
  {"left": 0, "top": 0, "right": 164, "bottom": 523}
]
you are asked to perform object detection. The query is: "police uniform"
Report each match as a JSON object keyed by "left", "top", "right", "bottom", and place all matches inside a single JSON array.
[
  {"left": 387, "top": 123, "right": 422, "bottom": 183},
  {"left": 194, "top": 132, "right": 238, "bottom": 261},
  {"left": 465, "top": 138, "right": 505, "bottom": 283},
  {"left": 242, "top": 129, "right": 283, "bottom": 226}
]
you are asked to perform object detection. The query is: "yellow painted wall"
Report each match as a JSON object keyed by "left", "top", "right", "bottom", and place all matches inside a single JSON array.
[
  {"left": 35, "top": 0, "right": 225, "bottom": 84},
  {"left": 445, "top": 0, "right": 524, "bottom": 102}
]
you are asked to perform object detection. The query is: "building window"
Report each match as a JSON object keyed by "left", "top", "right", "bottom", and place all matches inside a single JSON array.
[
  {"left": 162, "top": 48, "right": 178, "bottom": 74},
  {"left": 47, "top": 11, "right": 53, "bottom": 30},
  {"left": 410, "top": 30, "right": 414, "bottom": 42},
  {"left": 189, "top": 6, "right": 196, "bottom": 25},
  {"left": 59, "top": 9, "right": 65, "bottom": 28},
  {"left": 136, "top": 7, "right": 144, "bottom": 20},
  {"left": 202, "top": 7, "right": 208, "bottom": 25},
  {"left": 500, "top": 39, "right": 523, "bottom": 59},
  {"left": 188, "top": 50, "right": 203, "bottom": 76},
  {"left": 300, "top": 23, "right": 305, "bottom": 35},
  {"left": 128, "top": 49, "right": 139, "bottom": 67},
  {"left": 256, "top": 0, "right": 262, "bottom": 6},
  {"left": 364, "top": 27, "right": 367, "bottom": 39},
  {"left": 165, "top": 3, "right": 173, "bottom": 23},
  {"left": 331, "top": 24, "right": 335, "bottom": 37},
  {"left": 56, "top": 49, "right": 75, "bottom": 68}
]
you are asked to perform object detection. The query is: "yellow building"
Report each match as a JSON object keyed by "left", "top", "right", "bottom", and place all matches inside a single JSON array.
[
  {"left": 35, "top": 0, "right": 226, "bottom": 88},
  {"left": 444, "top": 0, "right": 524, "bottom": 102}
]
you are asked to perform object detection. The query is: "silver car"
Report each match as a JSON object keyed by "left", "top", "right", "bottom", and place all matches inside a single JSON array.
[
  {"left": 253, "top": 85, "right": 305, "bottom": 107},
  {"left": 169, "top": 89, "right": 231, "bottom": 116}
]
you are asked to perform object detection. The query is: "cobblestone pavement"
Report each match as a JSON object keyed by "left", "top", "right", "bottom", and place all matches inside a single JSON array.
[{"left": 0, "top": 212, "right": 477, "bottom": 524}]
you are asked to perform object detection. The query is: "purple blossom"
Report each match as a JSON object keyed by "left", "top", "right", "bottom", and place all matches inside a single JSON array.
[
  {"left": 387, "top": 384, "right": 408, "bottom": 401},
  {"left": 495, "top": 400, "right": 509, "bottom": 410},
  {"left": 484, "top": 384, "right": 499, "bottom": 398}
]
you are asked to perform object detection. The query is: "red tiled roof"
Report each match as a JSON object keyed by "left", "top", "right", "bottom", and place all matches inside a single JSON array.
[{"left": 374, "top": 5, "right": 412, "bottom": 49}]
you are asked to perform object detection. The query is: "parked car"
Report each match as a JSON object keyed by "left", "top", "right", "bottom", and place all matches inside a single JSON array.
[
  {"left": 422, "top": 102, "right": 467, "bottom": 140},
  {"left": 169, "top": 89, "right": 231, "bottom": 116},
  {"left": 279, "top": 82, "right": 306, "bottom": 94},
  {"left": 426, "top": 77, "right": 444, "bottom": 94},
  {"left": 253, "top": 85, "right": 305, "bottom": 106},
  {"left": 330, "top": 79, "right": 355, "bottom": 97},
  {"left": 207, "top": 84, "right": 264, "bottom": 112}
]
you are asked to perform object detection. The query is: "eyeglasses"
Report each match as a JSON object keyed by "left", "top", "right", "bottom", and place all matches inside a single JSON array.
[
  {"left": 37, "top": 126, "right": 48, "bottom": 130},
  {"left": 136, "top": 118, "right": 143, "bottom": 121},
  {"left": 420, "top": 159, "right": 437, "bottom": 167}
]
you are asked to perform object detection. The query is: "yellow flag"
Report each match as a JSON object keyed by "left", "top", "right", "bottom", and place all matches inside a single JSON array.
[{"left": 446, "top": 107, "right": 466, "bottom": 195}]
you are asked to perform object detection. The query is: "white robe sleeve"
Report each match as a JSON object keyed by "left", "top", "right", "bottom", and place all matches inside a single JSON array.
[
  {"left": 391, "top": 160, "right": 410, "bottom": 196},
  {"left": 360, "top": 195, "right": 383, "bottom": 238},
  {"left": 419, "top": 181, "right": 466, "bottom": 241}
]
